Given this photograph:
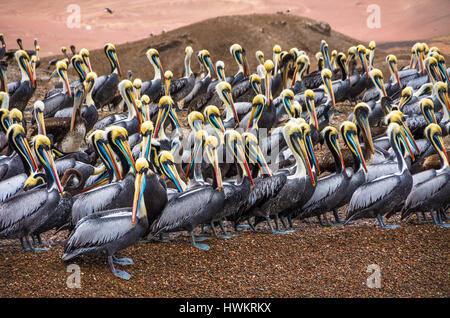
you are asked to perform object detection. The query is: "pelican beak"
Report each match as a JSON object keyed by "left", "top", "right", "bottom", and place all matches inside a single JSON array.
[
  {"left": 359, "top": 113, "right": 374, "bottom": 154},
  {"left": 399, "top": 129, "right": 415, "bottom": 161},
  {"left": 153, "top": 105, "right": 168, "bottom": 139},
  {"left": 114, "top": 52, "right": 122, "bottom": 77},
  {"left": 43, "top": 146, "right": 64, "bottom": 194},
  {"left": 61, "top": 69, "right": 72, "bottom": 98},
  {"left": 291, "top": 62, "right": 301, "bottom": 87},
  {"left": 163, "top": 160, "right": 185, "bottom": 192},
  {"left": 207, "top": 146, "right": 222, "bottom": 191},
  {"left": 165, "top": 78, "right": 171, "bottom": 96},
  {"left": 390, "top": 61, "right": 402, "bottom": 88},
  {"left": 70, "top": 90, "right": 83, "bottom": 132},
  {"left": 236, "top": 142, "right": 254, "bottom": 186},
  {"left": 306, "top": 97, "right": 319, "bottom": 130},
  {"left": 118, "top": 138, "right": 137, "bottom": 173},
  {"left": 85, "top": 56, "right": 92, "bottom": 73},
  {"left": 0, "top": 64, "right": 8, "bottom": 94},
  {"left": 17, "top": 133, "right": 38, "bottom": 171},
  {"left": 349, "top": 131, "right": 368, "bottom": 173},
  {"left": 359, "top": 51, "right": 369, "bottom": 78},
  {"left": 169, "top": 106, "right": 184, "bottom": 138},
  {"left": 401, "top": 122, "right": 420, "bottom": 156},
  {"left": 324, "top": 75, "right": 335, "bottom": 108},
  {"left": 37, "top": 109, "right": 46, "bottom": 136},
  {"left": 224, "top": 90, "right": 239, "bottom": 125},
  {"left": 265, "top": 71, "right": 271, "bottom": 105},
  {"left": 419, "top": 51, "right": 425, "bottom": 75},
  {"left": 48, "top": 69, "right": 58, "bottom": 81},
  {"left": 185, "top": 139, "right": 201, "bottom": 177},
  {"left": 250, "top": 142, "right": 272, "bottom": 176},
  {"left": 104, "top": 143, "right": 122, "bottom": 181},
  {"left": 204, "top": 55, "right": 217, "bottom": 78},
  {"left": 297, "top": 134, "right": 315, "bottom": 186},
  {"left": 305, "top": 131, "right": 320, "bottom": 175},
  {"left": 132, "top": 171, "right": 146, "bottom": 226},
  {"left": 129, "top": 90, "right": 141, "bottom": 133}
]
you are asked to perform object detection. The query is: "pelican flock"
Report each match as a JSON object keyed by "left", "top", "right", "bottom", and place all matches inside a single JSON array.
[{"left": 0, "top": 35, "right": 448, "bottom": 281}]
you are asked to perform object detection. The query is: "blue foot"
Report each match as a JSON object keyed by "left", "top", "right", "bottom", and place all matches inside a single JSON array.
[
  {"left": 380, "top": 224, "right": 400, "bottom": 229},
  {"left": 112, "top": 256, "right": 134, "bottom": 265},
  {"left": 30, "top": 247, "right": 50, "bottom": 252},
  {"left": 113, "top": 269, "right": 131, "bottom": 280},
  {"left": 191, "top": 242, "right": 210, "bottom": 251},
  {"left": 437, "top": 223, "right": 450, "bottom": 228},
  {"left": 236, "top": 224, "right": 250, "bottom": 230},
  {"left": 195, "top": 236, "right": 209, "bottom": 242},
  {"left": 218, "top": 234, "right": 233, "bottom": 239}
]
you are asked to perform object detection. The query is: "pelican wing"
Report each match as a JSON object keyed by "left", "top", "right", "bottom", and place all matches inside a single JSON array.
[
  {"left": 0, "top": 174, "right": 27, "bottom": 203},
  {"left": 71, "top": 182, "right": 123, "bottom": 224},
  {"left": 302, "top": 174, "right": 344, "bottom": 214},
  {"left": 151, "top": 187, "right": 215, "bottom": 234},
  {"left": 246, "top": 173, "right": 287, "bottom": 210},
  {"left": 404, "top": 173, "right": 449, "bottom": 211},
  {"left": 64, "top": 209, "right": 132, "bottom": 257},
  {"left": 0, "top": 189, "right": 48, "bottom": 230},
  {"left": 348, "top": 176, "right": 400, "bottom": 214}
]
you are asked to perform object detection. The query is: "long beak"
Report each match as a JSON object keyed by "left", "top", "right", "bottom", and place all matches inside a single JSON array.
[
  {"left": 297, "top": 136, "right": 315, "bottom": 186},
  {"left": 348, "top": 132, "right": 368, "bottom": 173},
  {"left": 225, "top": 91, "right": 239, "bottom": 125},
  {"left": 306, "top": 98, "right": 319, "bottom": 130},
  {"left": 409, "top": 53, "right": 415, "bottom": 69},
  {"left": 164, "top": 161, "right": 185, "bottom": 192},
  {"left": 291, "top": 63, "right": 301, "bottom": 87},
  {"left": 438, "top": 63, "right": 450, "bottom": 87},
  {"left": 165, "top": 78, "right": 171, "bottom": 96},
  {"left": 305, "top": 132, "right": 320, "bottom": 175},
  {"left": 48, "top": 69, "right": 58, "bottom": 81},
  {"left": 419, "top": 52, "right": 425, "bottom": 75},
  {"left": 62, "top": 70, "right": 72, "bottom": 98},
  {"left": 0, "top": 66, "right": 8, "bottom": 94},
  {"left": 401, "top": 122, "right": 420, "bottom": 156},
  {"left": 359, "top": 114, "right": 374, "bottom": 154},
  {"left": 37, "top": 111, "right": 46, "bottom": 136},
  {"left": 25, "top": 59, "right": 35, "bottom": 87},
  {"left": 211, "top": 148, "right": 222, "bottom": 191},
  {"left": 336, "top": 141, "right": 346, "bottom": 171},
  {"left": 205, "top": 56, "right": 217, "bottom": 79},
  {"left": 399, "top": 129, "right": 415, "bottom": 161},
  {"left": 185, "top": 140, "right": 200, "bottom": 177},
  {"left": 359, "top": 52, "right": 369, "bottom": 78},
  {"left": 114, "top": 53, "right": 122, "bottom": 77},
  {"left": 85, "top": 56, "right": 92, "bottom": 73},
  {"left": 119, "top": 138, "right": 137, "bottom": 173},
  {"left": 325, "top": 76, "right": 336, "bottom": 107},
  {"left": 169, "top": 106, "right": 184, "bottom": 138},
  {"left": 132, "top": 172, "right": 146, "bottom": 226},
  {"left": 236, "top": 143, "right": 254, "bottom": 186},
  {"left": 265, "top": 72, "right": 272, "bottom": 104},
  {"left": 252, "top": 143, "right": 272, "bottom": 176},
  {"left": 81, "top": 173, "right": 109, "bottom": 193},
  {"left": 153, "top": 106, "right": 167, "bottom": 139},
  {"left": 43, "top": 148, "right": 64, "bottom": 194},
  {"left": 104, "top": 143, "right": 122, "bottom": 181},
  {"left": 17, "top": 135, "right": 38, "bottom": 171}
]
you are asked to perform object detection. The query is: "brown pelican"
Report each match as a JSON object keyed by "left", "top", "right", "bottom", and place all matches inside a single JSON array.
[
  {"left": 345, "top": 123, "right": 413, "bottom": 228},
  {"left": 228, "top": 44, "right": 250, "bottom": 86},
  {"left": 92, "top": 43, "right": 121, "bottom": 110},
  {"left": 63, "top": 157, "right": 168, "bottom": 280},
  {"left": 401, "top": 124, "right": 449, "bottom": 227},
  {"left": 0, "top": 135, "right": 66, "bottom": 251},
  {"left": 300, "top": 126, "right": 350, "bottom": 224},
  {"left": 8, "top": 50, "right": 35, "bottom": 112},
  {"left": 166, "top": 46, "right": 195, "bottom": 104},
  {"left": 251, "top": 121, "right": 316, "bottom": 233},
  {"left": 151, "top": 130, "right": 224, "bottom": 250}
]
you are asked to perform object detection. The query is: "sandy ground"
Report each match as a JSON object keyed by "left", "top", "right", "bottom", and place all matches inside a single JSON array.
[{"left": 1, "top": 0, "right": 450, "bottom": 57}]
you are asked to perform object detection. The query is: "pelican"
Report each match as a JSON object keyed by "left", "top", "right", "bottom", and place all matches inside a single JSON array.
[
  {"left": 63, "top": 157, "right": 167, "bottom": 280},
  {"left": 166, "top": 46, "right": 195, "bottom": 104},
  {"left": 345, "top": 123, "right": 413, "bottom": 228},
  {"left": 251, "top": 121, "right": 316, "bottom": 233},
  {"left": 228, "top": 44, "right": 250, "bottom": 86},
  {"left": 92, "top": 43, "right": 121, "bottom": 109},
  {"left": 152, "top": 95, "right": 183, "bottom": 151},
  {"left": 8, "top": 50, "right": 35, "bottom": 112},
  {"left": 0, "top": 135, "right": 66, "bottom": 251},
  {"left": 401, "top": 124, "right": 449, "bottom": 227},
  {"left": 0, "top": 92, "right": 9, "bottom": 150},
  {"left": 150, "top": 131, "right": 224, "bottom": 251}
]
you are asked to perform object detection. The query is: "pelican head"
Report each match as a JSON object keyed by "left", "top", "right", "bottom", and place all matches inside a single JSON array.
[
  {"left": 140, "top": 121, "right": 154, "bottom": 161},
  {"left": 387, "top": 122, "right": 415, "bottom": 162},
  {"left": 385, "top": 54, "right": 401, "bottom": 88},
  {"left": 353, "top": 102, "right": 374, "bottom": 154},
  {"left": 292, "top": 55, "right": 309, "bottom": 84},
  {"left": 8, "top": 124, "right": 37, "bottom": 174},
  {"left": 215, "top": 61, "right": 226, "bottom": 81},
  {"left": 33, "top": 101, "right": 46, "bottom": 135},
  {"left": 420, "top": 98, "right": 437, "bottom": 124},
  {"left": 247, "top": 94, "right": 266, "bottom": 131},
  {"left": 225, "top": 130, "right": 254, "bottom": 186},
  {"left": 146, "top": 48, "right": 165, "bottom": 81},
  {"left": 164, "top": 70, "right": 173, "bottom": 96},
  {"left": 204, "top": 105, "right": 225, "bottom": 141},
  {"left": 185, "top": 129, "right": 208, "bottom": 178},
  {"left": 132, "top": 157, "right": 150, "bottom": 226},
  {"left": 322, "top": 126, "right": 345, "bottom": 171},
  {"left": 356, "top": 44, "right": 369, "bottom": 77},
  {"left": 369, "top": 68, "right": 387, "bottom": 97},
  {"left": 320, "top": 40, "right": 332, "bottom": 70},
  {"left": 250, "top": 74, "right": 262, "bottom": 95},
  {"left": 283, "top": 121, "right": 316, "bottom": 184},
  {"left": 33, "top": 134, "right": 64, "bottom": 194},
  {"left": 434, "top": 82, "right": 450, "bottom": 120},
  {"left": 199, "top": 49, "right": 217, "bottom": 78},
  {"left": 55, "top": 60, "right": 72, "bottom": 98},
  {"left": 0, "top": 108, "right": 9, "bottom": 133},
  {"left": 263, "top": 60, "right": 274, "bottom": 103},
  {"left": 216, "top": 81, "right": 238, "bottom": 125},
  {"left": 89, "top": 129, "right": 122, "bottom": 182},
  {"left": 321, "top": 68, "right": 335, "bottom": 107},
  {"left": 188, "top": 111, "right": 205, "bottom": 132},
  {"left": 153, "top": 95, "right": 173, "bottom": 138},
  {"left": 425, "top": 124, "right": 448, "bottom": 166},
  {"left": 119, "top": 79, "right": 141, "bottom": 131},
  {"left": 340, "top": 121, "right": 368, "bottom": 173},
  {"left": 281, "top": 89, "right": 295, "bottom": 118},
  {"left": 107, "top": 126, "right": 137, "bottom": 174},
  {"left": 0, "top": 92, "right": 9, "bottom": 110},
  {"left": 230, "top": 43, "right": 248, "bottom": 76},
  {"left": 71, "top": 54, "right": 87, "bottom": 82},
  {"left": 159, "top": 150, "right": 185, "bottom": 192},
  {"left": 304, "top": 89, "right": 319, "bottom": 130},
  {"left": 15, "top": 50, "right": 35, "bottom": 86},
  {"left": 242, "top": 132, "right": 272, "bottom": 177},
  {"left": 84, "top": 72, "right": 97, "bottom": 104},
  {"left": 104, "top": 43, "right": 121, "bottom": 77},
  {"left": 79, "top": 48, "right": 92, "bottom": 72},
  {"left": 133, "top": 78, "right": 142, "bottom": 98},
  {"left": 9, "top": 108, "right": 22, "bottom": 125},
  {"left": 256, "top": 50, "right": 264, "bottom": 65},
  {"left": 398, "top": 86, "right": 413, "bottom": 109}
]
